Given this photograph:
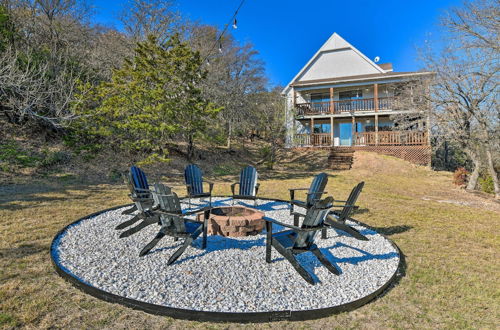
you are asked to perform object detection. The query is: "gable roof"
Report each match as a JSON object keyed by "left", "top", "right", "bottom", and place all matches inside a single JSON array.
[{"left": 282, "top": 33, "right": 388, "bottom": 94}]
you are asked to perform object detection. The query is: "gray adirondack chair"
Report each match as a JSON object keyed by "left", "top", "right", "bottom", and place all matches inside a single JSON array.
[
  {"left": 289, "top": 172, "right": 328, "bottom": 215},
  {"left": 139, "top": 183, "right": 210, "bottom": 264},
  {"left": 184, "top": 164, "right": 213, "bottom": 208},
  {"left": 322, "top": 181, "right": 368, "bottom": 241},
  {"left": 116, "top": 166, "right": 157, "bottom": 232},
  {"left": 231, "top": 165, "right": 260, "bottom": 205},
  {"left": 265, "top": 196, "right": 339, "bottom": 285}
]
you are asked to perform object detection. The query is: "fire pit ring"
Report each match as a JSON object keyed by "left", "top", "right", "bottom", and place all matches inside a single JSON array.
[{"left": 197, "top": 206, "right": 265, "bottom": 237}]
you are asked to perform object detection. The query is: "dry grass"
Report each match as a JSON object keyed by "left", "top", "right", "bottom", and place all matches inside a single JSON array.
[{"left": 1, "top": 151, "right": 499, "bottom": 329}]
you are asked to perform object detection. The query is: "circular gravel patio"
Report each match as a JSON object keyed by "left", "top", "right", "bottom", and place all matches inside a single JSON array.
[{"left": 51, "top": 197, "right": 401, "bottom": 322}]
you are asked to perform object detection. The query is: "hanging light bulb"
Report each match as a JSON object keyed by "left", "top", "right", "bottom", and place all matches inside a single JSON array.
[
  {"left": 218, "top": 42, "right": 223, "bottom": 53},
  {"left": 206, "top": 58, "right": 210, "bottom": 66},
  {"left": 233, "top": 18, "right": 237, "bottom": 29}
]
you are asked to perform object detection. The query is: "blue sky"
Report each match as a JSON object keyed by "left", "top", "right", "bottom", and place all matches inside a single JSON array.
[{"left": 92, "top": 0, "right": 463, "bottom": 87}]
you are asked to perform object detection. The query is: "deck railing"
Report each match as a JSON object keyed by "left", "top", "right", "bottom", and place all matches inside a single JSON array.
[
  {"left": 354, "top": 131, "right": 428, "bottom": 146},
  {"left": 295, "top": 97, "right": 394, "bottom": 116},
  {"left": 294, "top": 130, "right": 428, "bottom": 147},
  {"left": 294, "top": 133, "right": 331, "bottom": 146}
]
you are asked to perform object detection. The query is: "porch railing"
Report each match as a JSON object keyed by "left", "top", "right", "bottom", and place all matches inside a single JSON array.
[
  {"left": 294, "top": 130, "right": 428, "bottom": 147},
  {"left": 354, "top": 131, "right": 428, "bottom": 146},
  {"left": 295, "top": 97, "right": 394, "bottom": 116},
  {"left": 294, "top": 133, "right": 331, "bottom": 146}
]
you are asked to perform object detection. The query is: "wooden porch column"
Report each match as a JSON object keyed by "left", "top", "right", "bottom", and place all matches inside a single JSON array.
[
  {"left": 310, "top": 117, "right": 314, "bottom": 146},
  {"left": 329, "top": 87, "right": 334, "bottom": 114},
  {"left": 330, "top": 116, "right": 334, "bottom": 146},
  {"left": 352, "top": 116, "right": 356, "bottom": 146},
  {"left": 374, "top": 83, "right": 379, "bottom": 112},
  {"left": 375, "top": 115, "right": 379, "bottom": 146}
]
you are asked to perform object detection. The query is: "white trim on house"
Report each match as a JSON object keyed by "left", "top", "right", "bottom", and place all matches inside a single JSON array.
[{"left": 282, "top": 33, "right": 386, "bottom": 95}]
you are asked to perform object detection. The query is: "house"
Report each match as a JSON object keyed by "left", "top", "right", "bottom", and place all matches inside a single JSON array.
[{"left": 282, "top": 33, "right": 433, "bottom": 165}]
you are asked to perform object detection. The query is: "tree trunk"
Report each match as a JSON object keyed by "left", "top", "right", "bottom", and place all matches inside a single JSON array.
[
  {"left": 466, "top": 151, "right": 481, "bottom": 191},
  {"left": 187, "top": 134, "right": 194, "bottom": 161},
  {"left": 226, "top": 121, "right": 232, "bottom": 150},
  {"left": 485, "top": 148, "right": 499, "bottom": 199}
]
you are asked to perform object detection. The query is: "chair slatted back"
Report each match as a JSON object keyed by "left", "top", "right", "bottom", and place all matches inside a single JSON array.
[
  {"left": 239, "top": 166, "right": 258, "bottom": 196},
  {"left": 337, "top": 182, "right": 364, "bottom": 222},
  {"left": 130, "top": 166, "right": 150, "bottom": 194},
  {"left": 152, "top": 183, "right": 185, "bottom": 233},
  {"left": 294, "top": 197, "right": 333, "bottom": 249},
  {"left": 306, "top": 173, "right": 328, "bottom": 206},
  {"left": 184, "top": 164, "right": 204, "bottom": 196}
]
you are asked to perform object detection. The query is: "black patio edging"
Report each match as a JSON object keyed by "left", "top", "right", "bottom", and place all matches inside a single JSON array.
[{"left": 50, "top": 196, "right": 405, "bottom": 323}]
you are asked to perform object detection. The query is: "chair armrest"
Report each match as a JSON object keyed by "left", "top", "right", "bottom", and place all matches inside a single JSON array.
[
  {"left": 306, "top": 191, "right": 327, "bottom": 196},
  {"left": 288, "top": 188, "right": 309, "bottom": 191},
  {"left": 263, "top": 217, "right": 302, "bottom": 231},
  {"left": 183, "top": 206, "right": 212, "bottom": 215},
  {"left": 263, "top": 217, "right": 325, "bottom": 232},
  {"left": 231, "top": 182, "right": 239, "bottom": 195}
]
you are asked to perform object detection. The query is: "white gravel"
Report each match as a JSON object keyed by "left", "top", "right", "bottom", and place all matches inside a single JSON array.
[{"left": 52, "top": 197, "right": 400, "bottom": 313}]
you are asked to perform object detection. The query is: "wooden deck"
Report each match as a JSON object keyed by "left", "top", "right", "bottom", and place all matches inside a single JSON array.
[
  {"left": 295, "top": 97, "right": 395, "bottom": 116},
  {"left": 293, "top": 130, "right": 429, "bottom": 147}
]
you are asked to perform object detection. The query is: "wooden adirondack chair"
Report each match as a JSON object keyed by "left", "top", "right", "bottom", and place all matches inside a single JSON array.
[
  {"left": 265, "top": 196, "right": 339, "bottom": 285},
  {"left": 184, "top": 164, "right": 214, "bottom": 208},
  {"left": 322, "top": 181, "right": 368, "bottom": 241},
  {"left": 289, "top": 172, "right": 328, "bottom": 215},
  {"left": 231, "top": 165, "right": 260, "bottom": 205},
  {"left": 116, "top": 166, "right": 157, "bottom": 232},
  {"left": 139, "top": 183, "right": 210, "bottom": 265}
]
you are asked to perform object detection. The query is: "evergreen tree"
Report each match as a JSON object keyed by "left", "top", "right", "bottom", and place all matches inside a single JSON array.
[{"left": 75, "top": 34, "right": 220, "bottom": 163}]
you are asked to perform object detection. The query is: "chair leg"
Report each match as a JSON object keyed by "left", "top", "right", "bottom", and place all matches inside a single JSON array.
[
  {"left": 188, "top": 196, "right": 191, "bottom": 209},
  {"left": 119, "top": 216, "right": 159, "bottom": 238},
  {"left": 290, "top": 203, "right": 294, "bottom": 215},
  {"left": 312, "top": 248, "right": 340, "bottom": 275},
  {"left": 321, "top": 227, "right": 327, "bottom": 239},
  {"left": 121, "top": 205, "right": 137, "bottom": 215},
  {"left": 265, "top": 221, "right": 272, "bottom": 263},
  {"left": 167, "top": 236, "right": 193, "bottom": 265},
  {"left": 202, "top": 210, "right": 209, "bottom": 249},
  {"left": 273, "top": 242, "right": 314, "bottom": 284},
  {"left": 139, "top": 231, "right": 166, "bottom": 257},
  {"left": 115, "top": 213, "right": 143, "bottom": 230},
  {"left": 294, "top": 214, "right": 300, "bottom": 227}
]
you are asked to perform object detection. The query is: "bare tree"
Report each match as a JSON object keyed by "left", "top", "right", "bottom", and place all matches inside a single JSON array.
[
  {"left": 414, "top": 0, "right": 499, "bottom": 197},
  {"left": 189, "top": 24, "right": 267, "bottom": 149},
  {"left": 119, "top": 0, "right": 182, "bottom": 43}
]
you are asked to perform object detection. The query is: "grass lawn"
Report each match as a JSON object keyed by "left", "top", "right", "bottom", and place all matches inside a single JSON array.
[{"left": 0, "top": 152, "right": 499, "bottom": 329}]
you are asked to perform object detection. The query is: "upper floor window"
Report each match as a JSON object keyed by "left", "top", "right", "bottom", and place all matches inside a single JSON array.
[{"left": 339, "top": 90, "right": 363, "bottom": 100}]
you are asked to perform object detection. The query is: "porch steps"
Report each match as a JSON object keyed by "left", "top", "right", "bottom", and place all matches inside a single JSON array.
[{"left": 328, "top": 147, "right": 355, "bottom": 170}]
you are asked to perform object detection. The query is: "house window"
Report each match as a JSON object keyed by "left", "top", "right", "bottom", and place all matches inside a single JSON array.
[
  {"left": 339, "top": 90, "right": 363, "bottom": 100},
  {"left": 313, "top": 123, "right": 331, "bottom": 133}
]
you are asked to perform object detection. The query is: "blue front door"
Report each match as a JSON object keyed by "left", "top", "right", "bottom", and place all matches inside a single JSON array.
[{"left": 339, "top": 123, "right": 352, "bottom": 146}]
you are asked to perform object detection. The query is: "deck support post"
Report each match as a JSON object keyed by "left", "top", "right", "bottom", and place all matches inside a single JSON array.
[
  {"left": 329, "top": 87, "right": 334, "bottom": 114},
  {"left": 330, "top": 116, "right": 334, "bottom": 146},
  {"left": 351, "top": 116, "right": 356, "bottom": 146},
  {"left": 310, "top": 117, "right": 314, "bottom": 146}
]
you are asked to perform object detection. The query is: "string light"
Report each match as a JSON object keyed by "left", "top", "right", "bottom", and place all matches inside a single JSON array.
[{"left": 200, "top": 0, "right": 247, "bottom": 68}]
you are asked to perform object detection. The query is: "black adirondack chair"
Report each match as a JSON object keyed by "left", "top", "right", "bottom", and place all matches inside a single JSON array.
[
  {"left": 231, "top": 165, "right": 260, "bottom": 205},
  {"left": 116, "top": 166, "right": 158, "bottom": 233},
  {"left": 140, "top": 183, "right": 210, "bottom": 264},
  {"left": 184, "top": 164, "right": 213, "bottom": 208},
  {"left": 289, "top": 172, "right": 328, "bottom": 215},
  {"left": 265, "top": 196, "right": 339, "bottom": 285},
  {"left": 322, "top": 181, "right": 368, "bottom": 241}
]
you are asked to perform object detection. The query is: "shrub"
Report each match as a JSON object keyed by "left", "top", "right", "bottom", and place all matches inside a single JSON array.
[
  {"left": 479, "top": 175, "right": 494, "bottom": 194},
  {"left": 453, "top": 167, "right": 468, "bottom": 186}
]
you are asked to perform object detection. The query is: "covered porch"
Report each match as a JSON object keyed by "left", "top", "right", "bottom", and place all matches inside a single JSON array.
[{"left": 293, "top": 116, "right": 429, "bottom": 147}]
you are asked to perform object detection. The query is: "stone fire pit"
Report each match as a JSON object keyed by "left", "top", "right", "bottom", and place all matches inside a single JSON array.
[{"left": 198, "top": 206, "right": 265, "bottom": 237}]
